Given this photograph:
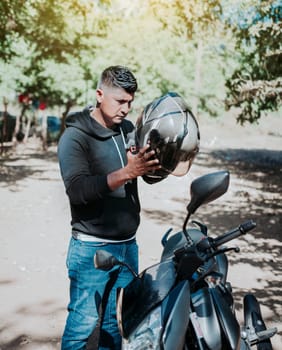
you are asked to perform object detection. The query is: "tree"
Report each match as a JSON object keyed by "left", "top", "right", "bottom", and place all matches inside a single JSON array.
[
  {"left": 147, "top": 0, "right": 225, "bottom": 116},
  {"left": 0, "top": 0, "right": 111, "bottom": 148},
  {"left": 0, "top": 0, "right": 102, "bottom": 62},
  {"left": 86, "top": 0, "right": 233, "bottom": 120},
  {"left": 224, "top": 0, "right": 282, "bottom": 124}
]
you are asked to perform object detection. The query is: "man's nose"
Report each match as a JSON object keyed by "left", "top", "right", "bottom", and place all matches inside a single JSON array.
[{"left": 121, "top": 103, "right": 130, "bottom": 115}]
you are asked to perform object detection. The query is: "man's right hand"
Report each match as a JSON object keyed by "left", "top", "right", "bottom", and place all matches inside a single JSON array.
[
  {"left": 107, "top": 144, "right": 161, "bottom": 191},
  {"left": 126, "top": 144, "right": 161, "bottom": 178}
]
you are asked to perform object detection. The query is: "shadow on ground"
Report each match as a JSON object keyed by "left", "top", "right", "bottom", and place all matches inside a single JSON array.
[
  {"left": 0, "top": 300, "right": 63, "bottom": 350},
  {"left": 0, "top": 149, "right": 58, "bottom": 187},
  {"left": 0, "top": 146, "right": 281, "bottom": 348},
  {"left": 0, "top": 268, "right": 64, "bottom": 350},
  {"left": 0, "top": 334, "right": 60, "bottom": 350}
]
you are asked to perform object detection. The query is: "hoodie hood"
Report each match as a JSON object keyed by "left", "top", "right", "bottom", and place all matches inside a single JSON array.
[{"left": 65, "top": 107, "right": 120, "bottom": 139}]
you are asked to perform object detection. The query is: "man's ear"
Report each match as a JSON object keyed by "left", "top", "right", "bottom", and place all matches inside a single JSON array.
[{"left": 96, "top": 88, "right": 104, "bottom": 104}]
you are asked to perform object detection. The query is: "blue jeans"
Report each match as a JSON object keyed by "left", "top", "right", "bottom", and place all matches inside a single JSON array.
[{"left": 61, "top": 237, "right": 138, "bottom": 350}]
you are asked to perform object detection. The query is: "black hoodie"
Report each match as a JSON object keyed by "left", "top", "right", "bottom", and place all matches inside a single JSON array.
[{"left": 58, "top": 107, "right": 140, "bottom": 240}]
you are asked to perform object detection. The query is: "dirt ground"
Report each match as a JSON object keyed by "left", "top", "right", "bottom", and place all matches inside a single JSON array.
[{"left": 0, "top": 111, "right": 281, "bottom": 350}]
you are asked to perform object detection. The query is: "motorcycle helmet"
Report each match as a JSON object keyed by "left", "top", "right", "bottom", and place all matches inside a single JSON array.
[{"left": 135, "top": 92, "right": 200, "bottom": 184}]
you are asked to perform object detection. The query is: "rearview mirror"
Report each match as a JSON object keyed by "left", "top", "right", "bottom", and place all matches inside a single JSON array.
[
  {"left": 187, "top": 170, "right": 230, "bottom": 215},
  {"left": 94, "top": 250, "right": 120, "bottom": 271}
]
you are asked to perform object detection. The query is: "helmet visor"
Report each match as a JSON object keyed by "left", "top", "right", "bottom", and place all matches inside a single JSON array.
[{"left": 149, "top": 131, "right": 198, "bottom": 176}]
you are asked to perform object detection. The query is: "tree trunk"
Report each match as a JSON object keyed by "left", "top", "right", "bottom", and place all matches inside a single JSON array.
[
  {"left": 59, "top": 100, "right": 73, "bottom": 139},
  {"left": 41, "top": 112, "right": 48, "bottom": 151},
  {"left": 12, "top": 105, "right": 28, "bottom": 147},
  {"left": 23, "top": 114, "right": 32, "bottom": 143},
  {"left": 192, "top": 39, "right": 203, "bottom": 117},
  {"left": 1, "top": 97, "right": 9, "bottom": 154}
]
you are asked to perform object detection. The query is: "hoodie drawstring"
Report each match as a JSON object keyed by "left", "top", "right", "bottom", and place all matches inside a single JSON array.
[{"left": 111, "top": 128, "right": 127, "bottom": 168}]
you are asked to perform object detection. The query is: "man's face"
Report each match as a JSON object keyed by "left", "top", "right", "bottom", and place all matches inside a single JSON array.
[{"left": 96, "top": 86, "right": 134, "bottom": 128}]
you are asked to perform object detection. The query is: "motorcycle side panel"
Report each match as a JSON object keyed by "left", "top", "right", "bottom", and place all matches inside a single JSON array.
[
  {"left": 191, "top": 287, "right": 222, "bottom": 350},
  {"left": 161, "top": 281, "right": 191, "bottom": 350}
]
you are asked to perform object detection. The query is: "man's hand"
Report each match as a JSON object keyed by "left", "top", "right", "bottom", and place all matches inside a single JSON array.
[
  {"left": 107, "top": 144, "right": 161, "bottom": 191},
  {"left": 126, "top": 144, "right": 160, "bottom": 178}
]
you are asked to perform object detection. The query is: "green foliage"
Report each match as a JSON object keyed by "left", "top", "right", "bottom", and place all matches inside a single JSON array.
[
  {"left": 144, "top": 0, "right": 232, "bottom": 117},
  {"left": 0, "top": 0, "right": 111, "bottom": 114},
  {"left": 224, "top": 0, "right": 282, "bottom": 124},
  {"left": 0, "top": 0, "right": 280, "bottom": 127},
  {"left": 1, "top": 1, "right": 81, "bottom": 61}
]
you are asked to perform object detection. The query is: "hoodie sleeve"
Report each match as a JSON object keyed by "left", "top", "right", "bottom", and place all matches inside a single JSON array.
[{"left": 58, "top": 127, "right": 111, "bottom": 205}]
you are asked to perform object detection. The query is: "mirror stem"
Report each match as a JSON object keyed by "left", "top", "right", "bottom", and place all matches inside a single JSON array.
[
  {"left": 182, "top": 212, "right": 194, "bottom": 247},
  {"left": 120, "top": 261, "right": 139, "bottom": 278}
]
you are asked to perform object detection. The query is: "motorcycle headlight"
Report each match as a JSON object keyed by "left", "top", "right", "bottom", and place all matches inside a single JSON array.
[{"left": 122, "top": 306, "right": 162, "bottom": 350}]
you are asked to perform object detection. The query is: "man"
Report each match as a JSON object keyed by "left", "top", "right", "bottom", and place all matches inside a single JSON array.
[{"left": 58, "top": 65, "right": 160, "bottom": 349}]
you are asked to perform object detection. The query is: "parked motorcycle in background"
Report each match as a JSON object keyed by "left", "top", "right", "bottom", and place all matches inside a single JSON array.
[{"left": 95, "top": 170, "right": 277, "bottom": 350}]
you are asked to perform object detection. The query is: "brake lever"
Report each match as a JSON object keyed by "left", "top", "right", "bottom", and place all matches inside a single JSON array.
[{"left": 205, "top": 246, "right": 240, "bottom": 262}]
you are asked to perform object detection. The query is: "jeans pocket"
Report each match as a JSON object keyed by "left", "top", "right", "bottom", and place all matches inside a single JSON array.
[{"left": 66, "top": 237, "right": 75, "bottom": 269}]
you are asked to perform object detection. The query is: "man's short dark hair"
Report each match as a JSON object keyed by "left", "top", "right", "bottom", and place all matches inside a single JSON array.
[{"left": 98, "top": 65, "right": 138, "bottom": 93}]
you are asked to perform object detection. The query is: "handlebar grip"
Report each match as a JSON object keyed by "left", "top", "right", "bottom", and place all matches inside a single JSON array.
[
  {"left": 239, "top": 220, "right": 256, "bottom": 233},
  {"left": 214, "top": 220, "right": 256, "bottom": 247}
]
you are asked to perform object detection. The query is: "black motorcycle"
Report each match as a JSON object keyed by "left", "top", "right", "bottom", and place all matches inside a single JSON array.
[{"left": 94, "top": 170, "right": 277, "bottom": 350}]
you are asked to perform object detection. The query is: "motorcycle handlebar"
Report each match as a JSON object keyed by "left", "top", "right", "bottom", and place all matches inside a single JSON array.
[{"left": 213, "top": 220, "right": 256, "bottom": 247}]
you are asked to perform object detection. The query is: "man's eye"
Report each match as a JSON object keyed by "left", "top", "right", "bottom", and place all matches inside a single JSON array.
[{"left": 118, "top": 100, "right": 131, "bottom": 108}]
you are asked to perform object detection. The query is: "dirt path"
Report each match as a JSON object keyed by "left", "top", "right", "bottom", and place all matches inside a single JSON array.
[{"left": 0, "top": 113, "right": 281, "bottom": 349}]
